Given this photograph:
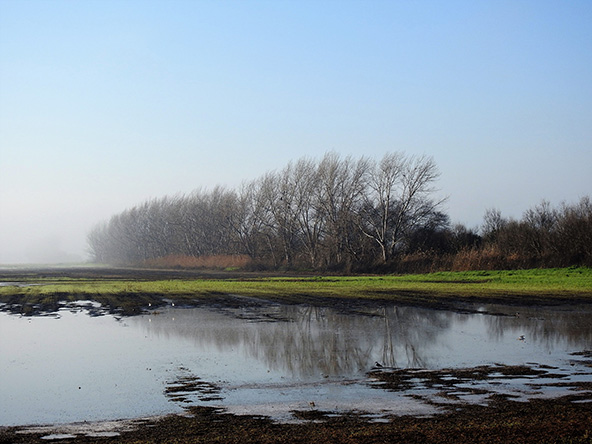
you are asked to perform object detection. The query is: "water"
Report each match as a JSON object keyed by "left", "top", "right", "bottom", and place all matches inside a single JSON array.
[{"left": 1, "top": 300, "right": 591, "bottom": 426}]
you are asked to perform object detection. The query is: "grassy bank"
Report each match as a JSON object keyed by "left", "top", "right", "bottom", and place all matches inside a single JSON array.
[{"left": 1, "top": 267, "right": 591, "bottom": 316}]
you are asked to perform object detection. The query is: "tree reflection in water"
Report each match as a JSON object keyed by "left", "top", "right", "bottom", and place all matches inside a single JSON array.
[
  {"left": 483, "top": 304, "right": 592, "bottom": 350},
  {"left": 134, "top": 300, "right": 592, "bottom": 380},
  {"left": 2, "top": 301, "right": 591, "bottom": 426}
]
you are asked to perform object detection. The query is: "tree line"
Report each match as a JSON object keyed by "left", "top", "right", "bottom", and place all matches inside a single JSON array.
[{"left": 87, "top": 152, "right": 592, "bottom": 271}]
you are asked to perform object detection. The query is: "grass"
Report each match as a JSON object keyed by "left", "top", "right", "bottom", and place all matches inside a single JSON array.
[{"left": 1, "top": 267, "right": 591, "bottom": 316}]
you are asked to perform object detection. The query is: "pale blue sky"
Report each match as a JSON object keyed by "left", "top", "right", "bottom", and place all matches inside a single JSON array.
[{"left": 1, "top": 0, "right": 591, "bottom": 263}]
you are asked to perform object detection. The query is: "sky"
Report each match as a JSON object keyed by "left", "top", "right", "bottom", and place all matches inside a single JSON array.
[{"left": 1, "top": 0, "right": 591, "bottom": 264}]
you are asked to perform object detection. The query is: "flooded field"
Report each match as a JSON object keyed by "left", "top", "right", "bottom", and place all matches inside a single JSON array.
[{"left": 1, "top": 297, "right": 591, "bottom": 427}]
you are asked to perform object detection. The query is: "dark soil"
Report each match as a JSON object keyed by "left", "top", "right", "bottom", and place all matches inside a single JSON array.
[
  {"left": 0, "top": 266, "right": 294, "bottom": 282},
  {"left": 1, "top": 396, "right": 591, "bottom": 444},
  {"left": 367, "top": 364, "right": 562, "bottom": 392}
]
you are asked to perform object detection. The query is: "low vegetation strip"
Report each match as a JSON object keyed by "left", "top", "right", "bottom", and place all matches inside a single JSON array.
[{"left": 0, "top": 267, "right": 591, "bottom": 316}]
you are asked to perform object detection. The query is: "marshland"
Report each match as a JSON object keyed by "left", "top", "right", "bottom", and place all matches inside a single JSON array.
[{"left": 1, "top": 266, "right": 591, "bottom": 443}]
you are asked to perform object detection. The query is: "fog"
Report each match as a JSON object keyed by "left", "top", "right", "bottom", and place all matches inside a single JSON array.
[{"left": 0, "top": 198, "right": 101, "bottom": 264}]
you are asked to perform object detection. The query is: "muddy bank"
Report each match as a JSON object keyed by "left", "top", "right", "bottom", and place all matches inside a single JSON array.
[
  {"left": 2, "top": 394, "right": 591, "bottom": 443},
  {"left": 2, "top": 266, "right": 591, "bottom": 318}
]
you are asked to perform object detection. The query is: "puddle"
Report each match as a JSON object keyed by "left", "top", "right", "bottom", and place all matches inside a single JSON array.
[
  {"left": 40, "top": 433, "right": 77, "bottom": 440},
  {"left": 0, "top": 301, "right": 591, "bottom": 426},
  {"left": 0, "top": 282, "right": 42, "bottom": 288}
]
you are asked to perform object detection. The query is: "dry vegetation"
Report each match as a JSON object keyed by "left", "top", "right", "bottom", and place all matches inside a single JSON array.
[{"left": 142, "top": 254, "right": 251, "bottom": 270}]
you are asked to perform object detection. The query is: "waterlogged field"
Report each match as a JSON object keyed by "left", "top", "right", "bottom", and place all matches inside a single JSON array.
[
  {"left": 1, "top": 301, "right": 591, "bottom": 425},
  {"left": 1, "top": 267, "right": 591, "bottom": 317},
  {"left": 0, "top": 267, "right": 591, "bottom": 443}
]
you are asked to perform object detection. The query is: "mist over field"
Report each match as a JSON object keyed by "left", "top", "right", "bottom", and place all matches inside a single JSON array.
[{"left": 1, "top": 0, "right": 591, "bottom": 265}]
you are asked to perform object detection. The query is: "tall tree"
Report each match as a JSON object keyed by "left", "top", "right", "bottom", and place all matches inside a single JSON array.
[
  {"left": 359, "top": 153, "right": 443, "bottom": 262},
  {"left": 316, "top": 152, "right": 370, "bottom": 266},
  {"left": 291, "top": 158, "right": 324, "bottom": 267}
]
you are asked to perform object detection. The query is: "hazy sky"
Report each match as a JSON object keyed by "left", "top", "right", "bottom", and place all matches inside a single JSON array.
[{"left": 1, "top": 0, "right": 591, "bottom": 264}]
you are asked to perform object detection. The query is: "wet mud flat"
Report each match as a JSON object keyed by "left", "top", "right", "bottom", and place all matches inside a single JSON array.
[
  {"left": 2, "top": 382, "right": 591, "bottom": 443},
  {"left": 2, "top": 364, "right": 591, "bottom": 444},
  {"left": 1, "top": 337, "right": 591, "bottom": 443}
]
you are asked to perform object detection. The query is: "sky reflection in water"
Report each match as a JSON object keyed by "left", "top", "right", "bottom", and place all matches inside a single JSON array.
[{"left": 0, "top": 302, "right": 590, "bottom": 426}]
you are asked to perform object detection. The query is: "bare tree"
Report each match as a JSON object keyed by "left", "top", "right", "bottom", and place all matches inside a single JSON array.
[
  {"left": 523, "top": 200, "right": 558, "bottom": 259},
  {"left": 316, "top": 152, "right": 370, "bottom": 266},
  {"left": 88, "top": 151, "right": 450, "bottom": 269},
  {"left": 227, "top": 180, "right": 268, "bottom": 259},
  {"left": 556, "top": 196, "right": 592, "bottom": 266},
  {"left": 291, "top": 158, "right": 324, "bottom": 267},
  {"left": 87, "top": 222, "right": 109, "bottom": 263},
  {"left": 482, "top": 208, "right": 507, "bottom": 241},
  {"left": 359, "top": 152, "right": 404, "bottom": 262},
  {"left": 359, "top": 153, "right": 443, "bottom": 262}
]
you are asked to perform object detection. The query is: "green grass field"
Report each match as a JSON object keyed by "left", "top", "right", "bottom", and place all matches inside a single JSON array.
[{"left": 1, "top": 267, "right": 591, "bottom": 315}]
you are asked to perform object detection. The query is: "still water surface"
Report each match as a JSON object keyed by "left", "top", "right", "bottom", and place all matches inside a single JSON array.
[{"left": 1, "top": 300, "right": 591, "bottom": 426}]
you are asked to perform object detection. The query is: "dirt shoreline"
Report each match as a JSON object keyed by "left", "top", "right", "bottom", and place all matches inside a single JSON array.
[{"left": 2, "top": 394, "right": 591, "bottom": 443}]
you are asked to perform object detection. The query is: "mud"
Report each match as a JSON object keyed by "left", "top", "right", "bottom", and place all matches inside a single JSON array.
[{"left": 2, "top": 392, "right": 591, "bottom": 443}]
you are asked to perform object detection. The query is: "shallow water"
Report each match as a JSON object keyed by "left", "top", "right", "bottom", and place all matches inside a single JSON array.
[{"left": 1, "top": 300, "right": 591, "bottom": 426}]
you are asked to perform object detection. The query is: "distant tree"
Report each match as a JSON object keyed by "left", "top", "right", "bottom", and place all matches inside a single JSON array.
[
  {"left": 403, "top": 211, "right": 451, "bottom": 254},
  {"left": 359, "top": 153, "right": 444, "bottom": 262},
  {"left": 358, "top": 152, "right": 405, "bottom": 262},
  {"left": 555, "top": 196, "right": 592, "bottom": 266},
  {"left": 449, "top": 223, "right": 482, "bottom": 252},
  {"left": 87, "top": 222, "right": 108, "bottom": 263},
  {"left": 289, "top": 158, "right": 324, "bottom": 268},
  {"left": 522, "top": 200, "right": 558, "bottom": 260},
  {"left": 264, "top": 167, "right": 303, "bottom": 266},
  {"left": 481, "top": 208, "right": 507, "bottom": 242},
  {"left": 478, "top": 198, "right": 592, "bottom": 268},
  {"left": 227, "top": 180, "right": 269, "bottom": 260},
  {"left": 316, "top": 152, "right": 370, "bottom": 267}
]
